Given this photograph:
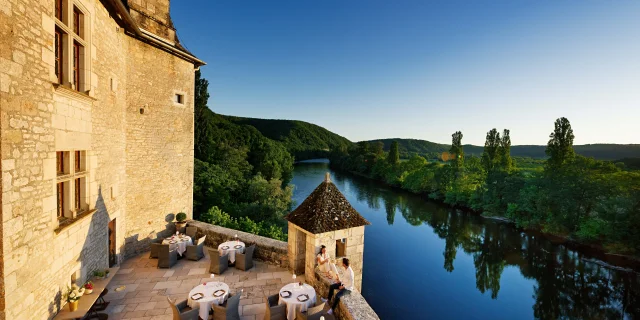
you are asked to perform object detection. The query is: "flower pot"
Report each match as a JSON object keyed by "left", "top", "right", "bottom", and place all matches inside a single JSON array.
[
  {"left": 68, "top": 300, "right": 79, "bottom": 312},
  {"left": 85, "top": 289, "right": 93, "bottom": 294},
  {"left": 175, "top": 221, "right": 187, "bottom": 231}
]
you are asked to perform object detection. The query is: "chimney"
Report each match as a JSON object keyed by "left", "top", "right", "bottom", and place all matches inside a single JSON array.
[
  {"left": 128, "top": 0, "right": 176, "bottom": 42},
  {"left": 324, "top": 172, "right": 331, "bottom": 183}
]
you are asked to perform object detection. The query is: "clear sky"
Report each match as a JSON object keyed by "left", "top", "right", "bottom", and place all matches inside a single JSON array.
[{"left": 171, "top": 1, "right": 640, "bottom": 145}]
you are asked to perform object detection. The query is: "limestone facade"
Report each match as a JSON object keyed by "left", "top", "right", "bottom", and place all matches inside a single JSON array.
[
  {"left": 288, "top": 222, "right": 365, "bottom": 292},
  {"left": 0, "top": 0, "right": 202, "bottom": 319}
]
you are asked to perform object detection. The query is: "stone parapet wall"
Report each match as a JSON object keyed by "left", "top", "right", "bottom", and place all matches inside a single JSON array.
[
  {"left": 186, "top": 220, "right": 289, "bottom": 269},
  {"left": 312, "top": 270, "right": 380, "bottom": 320}
]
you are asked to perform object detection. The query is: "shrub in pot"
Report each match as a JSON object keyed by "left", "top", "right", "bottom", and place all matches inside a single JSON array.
[{"left": 175, "top": 212, "right": 187, "bottom": 230}]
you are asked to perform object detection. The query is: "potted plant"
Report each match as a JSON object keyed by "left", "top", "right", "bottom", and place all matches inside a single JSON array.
[
  {"left": 175, "top": 212, "right": 187, "bottom": 230},
  {"left": 93, "top": 270, "right": 106, "bottom": 279},
  {"left": 64, "top": 284, "right": 85, "bottom": 311},
  {"left": 84, "top": 281, "right": 94, "bottom": 294}
]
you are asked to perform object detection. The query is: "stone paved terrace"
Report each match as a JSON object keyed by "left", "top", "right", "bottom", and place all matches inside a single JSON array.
[{"left": 101, "top": 247, "right": 305, "bottom": 320}]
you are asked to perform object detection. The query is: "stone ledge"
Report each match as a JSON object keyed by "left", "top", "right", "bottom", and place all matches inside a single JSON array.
[
  {"left": 187, "top": 220, "right": 289, "bottom": 269},
  {"left": 313, "top": 269, "right": 380, "bottom": 320},
  {"left": 54, "top": 208, "right": 97, "bottom": 234}
]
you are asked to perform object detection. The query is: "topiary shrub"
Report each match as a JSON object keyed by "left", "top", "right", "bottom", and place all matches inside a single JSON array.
[{"left": 176, "top": 212, "right": 187, "bottom": 222}]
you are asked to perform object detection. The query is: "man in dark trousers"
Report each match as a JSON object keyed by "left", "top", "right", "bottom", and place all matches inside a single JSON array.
[{"left": 322, "top": 257, "right": 354, "bottom": 314}]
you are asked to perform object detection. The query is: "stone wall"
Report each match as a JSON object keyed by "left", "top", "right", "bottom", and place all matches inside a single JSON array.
[
  {"left": 313, "top": 270, "right": 380, "bottom": 320},
  {"left": 187, "top": 220, "right": 289, "bottom": 268},
  {"left": 0, "top": 0, "right": 196, "bottom": 318}
]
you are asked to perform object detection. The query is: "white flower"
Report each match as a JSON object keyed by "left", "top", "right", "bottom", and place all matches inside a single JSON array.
[{"left": 78, "top": 288, "right": 85, "bottom": 296}]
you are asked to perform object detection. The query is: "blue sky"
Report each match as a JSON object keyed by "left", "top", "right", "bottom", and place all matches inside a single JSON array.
[{"left": 171, "top": 1, "right": 640, "bottom": 145}]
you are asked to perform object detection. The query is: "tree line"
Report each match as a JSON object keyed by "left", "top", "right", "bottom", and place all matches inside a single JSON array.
[
  {"left": 329, "top": 117, "right": 640, "bottom": 254},
  {"left": 193, "top": 71, "right": 293, "bottom": 241}
]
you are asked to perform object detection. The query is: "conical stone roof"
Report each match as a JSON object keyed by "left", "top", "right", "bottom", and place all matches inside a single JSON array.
[{"left": 286, "top": 173, "right": 370, "bottom": 234}]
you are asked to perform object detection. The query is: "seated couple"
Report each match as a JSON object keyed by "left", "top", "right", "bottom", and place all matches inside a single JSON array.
[{"left": 317, "top": 246, "right": 354, "bottom": 315}]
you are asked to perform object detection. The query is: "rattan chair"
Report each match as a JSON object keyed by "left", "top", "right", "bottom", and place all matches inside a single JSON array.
[
  {"left": 208, "top": 248, "right": 229, "bottom": 274},
  {"left": 186, "top": 226, "right": 197, "bottom": 239},
  {"left": 212, "top": 290, "right": 242, "bottom": 320},
  {"left": 235, "top": 244, "right": 255, "bottom": 271},
  {"left": 264, "top": 294, "right": 286, "bottom": 320},
  {"left": 158, "top": 244, "right": 178, "bottom": 268},
  {"left": 295, "top": 303, "right": 329, "bottom": 320},
  {"left": 186, "top": 236, "right": 206, "bottom": 261},
  {"left": 150, "top": 243, "right": 161, "bottom": 259},
  {"left": 167, "top": 297, "right": 199, "bottom": 320}
]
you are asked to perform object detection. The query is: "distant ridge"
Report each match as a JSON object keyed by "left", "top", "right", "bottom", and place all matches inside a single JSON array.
[
  {"left": 364, "top": 138, "right": 640, "bottom": 160},
  {"left": 221, "top": 115, "right": 352, "bottom": 160}
]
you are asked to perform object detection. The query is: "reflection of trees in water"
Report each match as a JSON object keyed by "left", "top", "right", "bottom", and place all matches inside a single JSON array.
[{"left": 346, "top": 175, "right": 640, "bottom": 319}]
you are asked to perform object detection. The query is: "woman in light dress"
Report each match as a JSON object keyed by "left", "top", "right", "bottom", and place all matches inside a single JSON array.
[{"left": 316, "top": 245, "right": 331, "bottom": 275}]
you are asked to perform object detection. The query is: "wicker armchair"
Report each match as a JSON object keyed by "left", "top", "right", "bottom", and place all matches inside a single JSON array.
[
  {"left": 167, "top": 297, "right": 199, "bottom": 320},
  {"left": 212, "top": 290, "right": 242, "bottom": 320},
  {"left": 158, "top": 244, "right": 178, "bottom": 268},
  {"left": 150, "top": 243, "right": 161, "bottom": 259},
  {"left": 208, "top": 248, "right": 229, "bottom": 274},
  {"left": 186, "top": 226, "right": 197, "bottom": 239},
  {"left": 295, "top": 303, "right": 329, "bottom": 320},
  {"left": 186, "top": 236, "right": 206, "bottom": 261},
  {"left": 235, "top": 244, "right": 255, "bottom": 271},
  {"left": 264, "top": 294, "right": 286, "bottom": 320}
]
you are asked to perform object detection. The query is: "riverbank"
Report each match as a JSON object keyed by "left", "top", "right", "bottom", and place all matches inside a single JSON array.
[{"left": 329, "top": 163, "right": 640, "bottom": 271}]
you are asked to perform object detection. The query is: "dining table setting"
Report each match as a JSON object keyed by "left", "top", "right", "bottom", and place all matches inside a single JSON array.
[
  {"left": 162, "top": 232, "right": 192, "bottom": 256},
  {"left": 187, "top": 275, "right": 230, "bottom": 320},
  {"left": 218, "top": 235, "right": 245, "bottom": 264},
  {"left": 278, "top": 279, "right": 317, "bottom": 320}
]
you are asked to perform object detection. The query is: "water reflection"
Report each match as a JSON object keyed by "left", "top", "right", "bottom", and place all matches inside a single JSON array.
[{"left": 292, "top": 162, "right": 640, "bottom": 319}]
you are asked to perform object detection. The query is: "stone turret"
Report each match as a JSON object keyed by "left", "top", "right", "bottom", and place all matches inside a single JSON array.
[
  {"left": 128, "top": 0, "right": 177, "bottom": 42},
  {"left": 285, "top": 173, "right": 370, "bottom": 291}
]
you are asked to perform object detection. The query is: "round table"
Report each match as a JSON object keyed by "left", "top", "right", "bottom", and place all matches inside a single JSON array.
[
  {"left": 162, "top": 235, "right": 192, "bottom": 256},
  {"left": 278, "top": 283, "right": 317, "bottom": 320},
  {"left": 218, "top": 241, "right": 245, "bottom": 263},
  {"left": 187, "top": 282, "right": 230, "bottom": 320}
]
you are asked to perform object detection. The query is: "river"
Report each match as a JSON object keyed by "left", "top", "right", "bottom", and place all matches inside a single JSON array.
[{"left": 290, "top": 160, "right": 640, "bottom": 320}]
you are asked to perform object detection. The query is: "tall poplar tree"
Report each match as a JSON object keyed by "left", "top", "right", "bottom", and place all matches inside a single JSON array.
[
  {"left": 546, "top": 117, "right": 575, "bottom": 170},
  {"left": 388, "top": 141, "right": 400, "bottom": 165}
]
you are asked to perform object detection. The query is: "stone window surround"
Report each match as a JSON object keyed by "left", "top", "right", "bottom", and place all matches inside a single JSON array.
[
  {"left": 53, "top": 0, "right": 92, "bottom": 93},
  {"left": 173, "top": 90, "right": 187, "bottom": 107},
  {"left": 56, "top": 150, "right": 89, "bottom": 223}
]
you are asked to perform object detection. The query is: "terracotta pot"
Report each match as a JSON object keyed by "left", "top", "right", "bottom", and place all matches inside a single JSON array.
[
  {"left": 68, "top": 300, "right": 79, "bottom": 312},
  {"left": 175, "top": 221, "right": 187, "bottom": 230}
]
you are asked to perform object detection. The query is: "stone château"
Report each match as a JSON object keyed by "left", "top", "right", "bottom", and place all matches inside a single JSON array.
[{"left": 0, "top": 0, "right": 203, "bottom": 318}]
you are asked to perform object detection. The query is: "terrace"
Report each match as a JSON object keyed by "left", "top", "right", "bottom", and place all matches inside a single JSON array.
[{"left": 101, "top": 247, "right": 302, "bottom": 320}]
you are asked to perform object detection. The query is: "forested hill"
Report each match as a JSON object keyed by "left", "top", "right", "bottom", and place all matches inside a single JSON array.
[
  {"left": 222, "top": 115, "right": 353, "bottom": 160},
  {"left": 365, "top": 138, "right": 640, "bottom": 160}
]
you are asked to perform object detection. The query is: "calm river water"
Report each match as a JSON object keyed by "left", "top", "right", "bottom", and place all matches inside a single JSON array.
[{"left": 290, "top": 160, "right": 640, "bottom": 320}]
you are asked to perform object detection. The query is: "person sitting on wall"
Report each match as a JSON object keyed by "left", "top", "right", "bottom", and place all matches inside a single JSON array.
[
  {"left": 322, "top": 257, "right": 354, "bottom": 315},
  {"left": 317, "top": 245, "right": 331, "bottom": 276}
]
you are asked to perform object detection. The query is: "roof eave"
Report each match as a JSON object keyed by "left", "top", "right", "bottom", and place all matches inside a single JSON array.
[{"left": 107, "top": 0, "right": 206, "bottom": 68}]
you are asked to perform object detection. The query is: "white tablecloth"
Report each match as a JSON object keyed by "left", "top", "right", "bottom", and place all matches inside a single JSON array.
[
  {"left": 218, "top": 241, "right": 245, "bottom": 263},
  {"left": 187, "top": 282, "right": 230, "bottom": 320},
  {"left": 162, "top": 235, "right": 192, "bottom": 256},
  {"left": 278, "top": 283, "right": 317, "bottom": 320}
]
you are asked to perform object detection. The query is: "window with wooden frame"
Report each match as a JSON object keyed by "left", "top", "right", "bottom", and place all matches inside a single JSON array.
[
  {"left": 55, "top": 150, "right": 88, "bottom": 222},
  {"left": 53, "top": 0, "right": 89, "bottom": 92},
  {"left": 57, "top": 182, "right": 65, "bottom": 218},
  {"left": 54, "top": 27, "right": 64, "bottom": 83}
]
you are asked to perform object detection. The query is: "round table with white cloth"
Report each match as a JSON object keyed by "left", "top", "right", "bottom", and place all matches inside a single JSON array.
[
  {"left": 162, "top": 235, "right": 192, "bottom": 256},
  {"left": 278, "top": 283, "right": 317, "bottom": 320},
  {"left": 187, "top": 281, "right": 230, "bottom": 320},
  {"left": 218, "top": 241, "right": 245, "bottom": 263}
]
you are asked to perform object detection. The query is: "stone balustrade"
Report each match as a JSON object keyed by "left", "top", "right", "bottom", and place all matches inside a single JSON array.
[
  {"left": 186, "top": 220, "right": 289, "bottom": 268},
  {"left": 186, "top": 220, "right": 380, "bottom": 320}
]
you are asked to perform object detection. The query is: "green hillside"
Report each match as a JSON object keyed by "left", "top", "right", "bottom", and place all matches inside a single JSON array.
[
  {"left": 222, "top": 115, "right": 353, "bottom": 160},
  {"left": 365, "top": 138, "right": 640, "bottom": 161}
]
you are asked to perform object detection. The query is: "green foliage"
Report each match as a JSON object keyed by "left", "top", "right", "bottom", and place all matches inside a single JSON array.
[
  {"left": 176, "top": 212, "right": 187, "bottom": 222},
  {"left": 387, "top": 141, "right": 400, "bottom": 165},
  {"left": 223, "top": 115, "right": 353, "bottom": 160},
  {"left": 200, "top": 206, "right": 287, "bottom": 241},
  {"left": 330, "top": 118, "right": 640, "bottom": 255},
  {"left": 193, "top": 73, "right": 293, "bottom": 240},
  {"left": 363, "top": 138, "right": 640, "bottom": 160}
]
